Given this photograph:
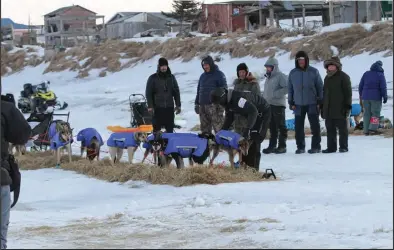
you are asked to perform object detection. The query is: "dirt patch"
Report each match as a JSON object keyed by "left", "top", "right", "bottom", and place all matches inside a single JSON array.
[
  {"left": 220, "top": 225, "right": 246, "bottom": 233},
  {"left": 16, "top": 151, "right": 274, "bottom": 186},
  {"left": 2, "top": 22, "right": 392, "bottom": 77}
]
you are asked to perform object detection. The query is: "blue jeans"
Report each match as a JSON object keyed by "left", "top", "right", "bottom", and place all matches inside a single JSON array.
[{"left": 1, "top": 186, "right": 11, "bottom": 249}]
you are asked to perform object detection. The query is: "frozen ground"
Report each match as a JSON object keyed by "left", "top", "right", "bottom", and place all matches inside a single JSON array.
[{"left": 8, "top": 136, "right": 393, "bottom": 249}]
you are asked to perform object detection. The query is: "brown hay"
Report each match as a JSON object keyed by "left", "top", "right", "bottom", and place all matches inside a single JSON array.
[
  {"left": 17, "top": 151, "right": 273, "bottom": 187},
  {"left": 3, "top": 22, "right": 392, "bottom": 76}
]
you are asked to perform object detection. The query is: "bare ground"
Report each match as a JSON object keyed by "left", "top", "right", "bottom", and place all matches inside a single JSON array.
[{"left": 2, "top": 22, "right": 392, "bottom": 77}]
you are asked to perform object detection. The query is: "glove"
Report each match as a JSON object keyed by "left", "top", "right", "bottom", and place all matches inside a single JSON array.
[
  {"left": 175, "top": 107, "right": 181, "bottom": 114},
  {"left": 242, "top": 128, "right": 251, "bottom": 140},
  {"left": 194, "top": 105, "right": 200, "bottom": 114},
  {"left": 383, "top": 97, "right": 388, "bottom": 104}
]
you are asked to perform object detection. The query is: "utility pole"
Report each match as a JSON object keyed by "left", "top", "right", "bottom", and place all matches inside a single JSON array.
[
  {"left": 355, "top": 1, "right": 359, "bottom": 23},
  {"left": 366, "top": 0, "right": 371, "bottom": 22},
  {"left": 329, "top": 0, "right": 334, "bottom": 25}
]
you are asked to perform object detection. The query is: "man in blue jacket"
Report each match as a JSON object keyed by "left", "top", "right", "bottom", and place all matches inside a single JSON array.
[
  {"left": 195, "top": 55, "right": 228, "bottom": 133},
  {"left": 288, "top": 51, "right": 324, "bottom": 154},
  {"left": 358, "top": 60, "right": 388, "bottom": 135}
]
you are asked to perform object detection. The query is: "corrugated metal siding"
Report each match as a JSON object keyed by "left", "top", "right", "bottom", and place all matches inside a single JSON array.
[
  {"left": 333, "top": 1, "right": 382, "bottom": 23},
  {"left": 106, "top": 13, "right": 171, "bottom": 39}
]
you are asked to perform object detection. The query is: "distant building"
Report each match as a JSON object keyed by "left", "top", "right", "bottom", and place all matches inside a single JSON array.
[
  {"left": 44, "top": 5, "right": 105, "bottom": 48},
  {"left": 105, "top": 12, "right": 181, "bottom": 39}
]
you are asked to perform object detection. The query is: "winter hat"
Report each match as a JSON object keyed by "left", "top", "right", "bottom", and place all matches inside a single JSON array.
[
  {"left": 371, "top": 60, "right": 384, "bottom": 72},
  {"left": 295, "top": 50, "right": 309, "bottom": 68},
  {"left": 264, "top": 57, "right": 278, "bottom": 67},
  {"left": 236, "top": 63, "right": 248, "bottom": 77},
  {"left": 323, "top": 56, "right": 342, "bottom": 71},
  {"left": 158, "top": 57, "right": 168, "bottom": 67}
]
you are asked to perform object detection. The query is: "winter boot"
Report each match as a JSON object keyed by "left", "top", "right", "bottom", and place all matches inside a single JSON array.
[
  {"left": 308, "top": 148, "right": 321, "bottom": 154},
  {"left": 322, "top": 149, "right": 336, "bottom": 153},
  {"left": 339, "top": 148, "right": 348, "bottom": 153},
  {"left": 262, "top": 147, "right": 276, "bottom": 154},
  {"left": 274, "top": 147, "right": 286, "bottom": 154},
  {"left": 295, "top": 148, "right": 305, "bottom": 154}
]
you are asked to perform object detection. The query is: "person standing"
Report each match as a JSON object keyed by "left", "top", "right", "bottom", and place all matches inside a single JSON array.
[
  {"left": 210, "top": 88, "right": 271, "bottom": 171},
  {"left": 1, "top": 98, "right": 31, "bottom": 249},
  {"left": 321, "top": 56, "right": 352, "bottom": 153},
  {"left": 288, "top": 51, "right": 324, "bottom": 154},
  {"left": 262, "top": 57, "right": 288, "bottom": 154},
  {"left": 358, "top": 60, "right": 388, "bottom": 135},
  {"left": 195, "top": 55, "right": 227, "bottom": 134},
  {"left": 233, "top": 63, "right": 261, "bottom": 134},
  {"left": 145, "top": 57, "right": 181, "bottom": 133}
]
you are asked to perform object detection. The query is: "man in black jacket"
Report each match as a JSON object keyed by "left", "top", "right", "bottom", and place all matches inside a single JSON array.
[
  {"left": 145, "top": 58, "right": 181, "bottom": 133},
  {"left": 210, "top": 87, "right": 271, "bottom": 171},
  {"left": 1, "top": 98, "right": 31, "bottom": 249}
]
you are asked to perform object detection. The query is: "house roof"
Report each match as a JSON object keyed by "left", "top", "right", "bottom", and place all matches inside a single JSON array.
[
  {"left": 106, "top": 12, "right": 180, "bottom": 24},
  {"left": 44, "top": 5, "right": 96, "bottom": 16}
]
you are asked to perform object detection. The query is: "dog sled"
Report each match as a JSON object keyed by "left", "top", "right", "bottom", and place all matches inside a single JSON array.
[
  {"left": 107, "top": 94, "right": 153, "bottom": 133},
  {"left": 28, "top": 111, "right": 71, "bottom": 151},
  {"left": 107, "top": 93, "right": 184, "bottom": 133}
]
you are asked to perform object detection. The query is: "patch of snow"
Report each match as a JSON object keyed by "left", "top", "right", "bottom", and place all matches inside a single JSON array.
[
  {"left": 216, "top": 38, "right": 231, "bottom": 44},
  {"left": 282, "top": 34, "right": 304, "bottom": 43},
  {"left": 79, "top": 57, "right": 90, "bottom": 66},
  {"left": 330, "top": 45, "right": 339, "bottom": 56}
]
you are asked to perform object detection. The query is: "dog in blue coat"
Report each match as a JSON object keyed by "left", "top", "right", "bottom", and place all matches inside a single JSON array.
[
  {"left": 77, "top": 128, "right": 104, "bottom": 161},
  {"left": 209, "top": 130, "right": 251, "bottom": 169},
  {"left": 142, "top": 131, "right": 216, "bottom": 168},
  {"left": 161, "top": 133, "right": 217, "bottom": 168},
  {"left": 107, "top": 131, "right": 148, "bottom": 164}
]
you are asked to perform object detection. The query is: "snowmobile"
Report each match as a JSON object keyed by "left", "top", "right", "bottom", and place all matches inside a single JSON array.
[{"left": 17, "top": 81, "right": 68, "bottom": 113}]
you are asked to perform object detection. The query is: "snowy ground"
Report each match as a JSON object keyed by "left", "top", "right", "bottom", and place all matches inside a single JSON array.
[
  {"left": 2, "top": 22, "right": 393, "bottom": 248},
  {"left": 8, "top": 136, "right": 393, "bottom": 248},
  {"left": 2, "top": 49, "right": 393, "bottom": 162}
]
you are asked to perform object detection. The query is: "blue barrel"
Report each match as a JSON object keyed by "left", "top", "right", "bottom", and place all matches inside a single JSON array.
[
  {"left": 351, "top": 104, "right": 362, "bottom": 116},
  {"left": 286, "top": 118, "right": 295, "bottom": 131}
]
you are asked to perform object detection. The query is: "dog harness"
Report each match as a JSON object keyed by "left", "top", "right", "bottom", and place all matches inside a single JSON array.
[
  {"left": 164, "top": 137, "right": 208, "bottom": 158},
  {"left": 215, "top": 130, "right": 241, "bottom": 150},
  {"left": 77, "top": 128, "right": 104, "bottom": 147},
  {"left": 106, "top": 132, "right": 139, "bottom": 148}
]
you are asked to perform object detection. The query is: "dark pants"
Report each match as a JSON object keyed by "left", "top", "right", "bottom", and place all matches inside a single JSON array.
[
  {"left": 295, "top": 105, "right": 321, "bottom": 150},
  {"left": 152, "top": 107, "right": 175, "bottom": 133},
  {"left": 268, "top": 105, "right": 288, "bottom": 148},
  {"left": 243, "top": 107, "right": 271, "bottom": 171},
  {"left": 325, "top": 118, "right": 348, "bottom": 150}
]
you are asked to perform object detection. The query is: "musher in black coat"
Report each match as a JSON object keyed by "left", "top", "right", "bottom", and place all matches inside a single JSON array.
[
  {"left": 145, "top": 58, "right": 181, "bottom": 133},
  {"left": 1, "top": 98, "right": 31, "bottom": 249},
  {"left": 210, "top": 87, "right": 271, "bottom": 171}
]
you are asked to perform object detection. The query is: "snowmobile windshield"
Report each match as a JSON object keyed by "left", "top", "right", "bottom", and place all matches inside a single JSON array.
[{"left": 36, "top": 82, "right": 49, "bottom": 93}]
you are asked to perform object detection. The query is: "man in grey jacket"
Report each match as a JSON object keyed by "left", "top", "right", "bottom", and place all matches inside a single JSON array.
[
  {"left": 262, "top": 57, "right": 288, "bottom": 154},
  {"left": 288, "top": 51, "right": 324, "bottom": 154}
]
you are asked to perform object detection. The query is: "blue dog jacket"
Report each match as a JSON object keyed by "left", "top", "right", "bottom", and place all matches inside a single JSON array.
[
  {"left": 77, "top": 128, "right": 104, "bottom": 147},
  {"left": 215, "top": 130, "right": 241, "bottom": 150},
  {"left": 164, "top": 137, "right": 208, "bottom": 158},
  {"left": 144, "top": 132, "right": 199, "bottom": 149},
  {"left": 48, "top": 122, "right": 73, "bottom": 150},
  {"left": 107, "top": 132, "right": 139, "bottom": 148}
]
